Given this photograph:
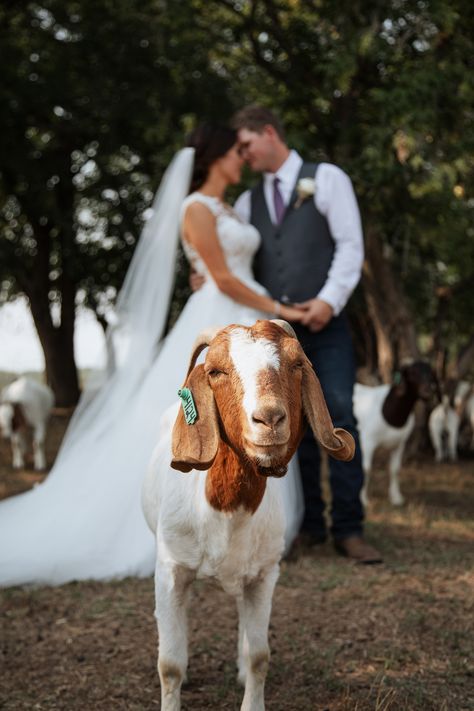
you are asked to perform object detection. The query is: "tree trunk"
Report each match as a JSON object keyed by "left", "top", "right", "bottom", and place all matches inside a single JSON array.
[
  {"left": 27, "top": 290, "right": 80, "bottom": 408},
  {"left": 362, "top": 227, "right": 420, "bottom": 382},
  {"left": 23, "top": 225, "right": 80, "bottom": 408}
]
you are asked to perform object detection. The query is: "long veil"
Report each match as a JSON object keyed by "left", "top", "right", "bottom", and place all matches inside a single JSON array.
[{"left": 52, "top": 147, "right": 195, "bottom": 464}]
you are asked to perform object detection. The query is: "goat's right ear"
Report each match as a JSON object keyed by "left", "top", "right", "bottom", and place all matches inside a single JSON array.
[
  {"left": 171, "top": 364, "right": 219, "bottom": 473},
  {"left": 301, "top": 358, "right": 355, "bottom": 462}
]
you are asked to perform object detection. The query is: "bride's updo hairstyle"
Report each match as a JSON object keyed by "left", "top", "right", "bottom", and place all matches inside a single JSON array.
[{"left": 187, "top": 124, "right": 237, "bottom": 193}]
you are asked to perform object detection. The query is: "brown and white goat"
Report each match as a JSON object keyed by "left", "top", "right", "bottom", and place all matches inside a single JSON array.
[
  {"left": 142, "top": 320, "right": 354, "bottom": 711},
  {"left": 354, "top": 362, "right": 438, "bottom": 506}
]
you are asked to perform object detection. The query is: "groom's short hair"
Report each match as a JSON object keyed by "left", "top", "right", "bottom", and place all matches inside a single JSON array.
[{"left": 232, "top": 106, "right": 285, "bottom": 141}]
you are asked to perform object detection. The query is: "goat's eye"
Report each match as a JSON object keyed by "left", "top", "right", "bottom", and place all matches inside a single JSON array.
[
  {"left": 208, "top": 369, "right": 226, "bottom": 378},
  {"left": 292, "top": 361, "right": 304, "bottom": 370}
]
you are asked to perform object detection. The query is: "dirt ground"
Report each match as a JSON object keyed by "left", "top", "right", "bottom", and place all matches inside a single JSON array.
[{"left": 0, "top": 415, "right": 473, "bottom": 710}]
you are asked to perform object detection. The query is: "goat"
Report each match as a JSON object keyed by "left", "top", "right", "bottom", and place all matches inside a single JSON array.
[
  {"left": 142, "top": 320, "right": 354, "bottom": 711},
  {"left": 464, "top": 391, "right": 474, "bottom": 452},
  {"left": 429, "top": 381, "right": 474, "bottom": 461},
  {"left": 354, "top": 362, "right": 438, "bottom": 507},
  {"left": 0, "top": 376, "right": 54, "bottom": 470}
]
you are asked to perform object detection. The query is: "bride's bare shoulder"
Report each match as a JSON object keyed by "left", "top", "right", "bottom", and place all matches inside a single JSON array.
[{"left": 182, "top": 199, "right": 216, "bottom": 224}]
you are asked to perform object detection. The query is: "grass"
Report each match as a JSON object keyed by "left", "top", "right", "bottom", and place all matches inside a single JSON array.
[{"left": 1, "top": 415, "right": 473, "bottom": 710}]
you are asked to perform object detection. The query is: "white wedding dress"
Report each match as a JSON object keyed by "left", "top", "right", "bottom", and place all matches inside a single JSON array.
[{"left": 0, "top": 191, "right": 303, "bottom": 586}]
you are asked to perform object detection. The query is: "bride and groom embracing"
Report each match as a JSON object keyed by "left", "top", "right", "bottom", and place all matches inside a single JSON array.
[{"left": 0, "top": 106, "right": 380, "bottom": 587}]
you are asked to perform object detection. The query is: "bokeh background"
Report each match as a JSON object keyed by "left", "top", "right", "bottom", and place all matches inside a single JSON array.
[{"left": 1, "top": 0, "right": 473, "bottom": 406}]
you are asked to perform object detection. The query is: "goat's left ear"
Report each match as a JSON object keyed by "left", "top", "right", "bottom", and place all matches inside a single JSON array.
[
  {"left": 301, "top": 358, "right": 355, "bottom": 462},
  {"left": 171, "top": 364, "right": 219, "bottom": 473}
]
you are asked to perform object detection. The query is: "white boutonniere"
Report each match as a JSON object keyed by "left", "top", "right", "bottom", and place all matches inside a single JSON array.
[{"left": 294, "top": 177, "right": 316, "bottom": 208}]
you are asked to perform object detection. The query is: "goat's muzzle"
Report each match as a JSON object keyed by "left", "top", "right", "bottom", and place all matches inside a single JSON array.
[{"left": 244, "top": 399, "right": 292, "bottom": 473}]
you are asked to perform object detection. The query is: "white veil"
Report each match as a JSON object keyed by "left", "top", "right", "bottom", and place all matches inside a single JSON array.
[
  {"left": 52, "top": 147, "right": 195, "bottom": 462},
  {"left": 109, "top": 147, "right": 195, "bottom": 372}
]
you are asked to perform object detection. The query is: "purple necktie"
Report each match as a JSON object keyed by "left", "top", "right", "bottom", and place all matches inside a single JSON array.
[{"left": 273, "top": 176, "right": 285, "bottom": 225}]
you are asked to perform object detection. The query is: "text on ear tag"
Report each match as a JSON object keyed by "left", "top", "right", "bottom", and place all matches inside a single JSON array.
[{"left": 178, "top": 387, "right": 198, "bottom": 425}]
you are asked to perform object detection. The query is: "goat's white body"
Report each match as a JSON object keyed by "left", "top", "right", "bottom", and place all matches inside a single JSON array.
[
  {"left": 0, "top": 377, "right": 54, "bottom": 470},
  {"left": 143, "top": 402, "right": 285, "bottom": 711},
  {"left": 354, "top": 383, "right": 414, "bottom": 506},
  {"left": 143, "top": 406, "right": 285, "bottom": 590}
]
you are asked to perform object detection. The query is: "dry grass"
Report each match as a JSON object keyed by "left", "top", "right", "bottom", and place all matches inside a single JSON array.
[{"left": 1, "top": 416, "right": 473, "bottom": 710}]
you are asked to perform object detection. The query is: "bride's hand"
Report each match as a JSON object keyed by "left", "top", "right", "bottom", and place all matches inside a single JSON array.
[{"left": 279, "top": 304, "right": 308, "bottom": 322}]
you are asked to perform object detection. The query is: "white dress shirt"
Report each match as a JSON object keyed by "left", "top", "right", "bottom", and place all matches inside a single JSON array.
[{"left": 233, "top": 150, "right": 364, "bottom": 316}]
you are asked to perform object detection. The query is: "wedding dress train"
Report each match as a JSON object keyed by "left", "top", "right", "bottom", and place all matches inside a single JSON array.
[{"left": 0, "top": 190, "right": 303, "bottom": 586}]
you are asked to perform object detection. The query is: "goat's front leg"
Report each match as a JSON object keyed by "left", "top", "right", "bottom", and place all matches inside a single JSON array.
[
  {"left": 238, "top": 564, "right": 279, "bottom": 711},
  {"left": 154, "top": 562, "right": 193, "bottom": 711},
  {"left": 429, "top": 419, "right": 444, "bottom": 462},
  {"left": 388, "top": 443, "right": 405, "bottom": 506},
  {"left": 33, "top": 423, "right": 47, "bottom": 470},
  {"left": 360, "top": 441, "right": 374, "bottom": 508},
  {"left": 11, "top": 432, "right": 26, "bottom": 469},
  {"left": 447, "top": 417, "right": 459, "bottom": 462}
]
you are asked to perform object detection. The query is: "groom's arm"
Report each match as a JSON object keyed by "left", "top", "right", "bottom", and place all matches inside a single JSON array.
[
  {"left": 313, "top": 163, "right": 364, "bottom": 316},
  {"left": 299, "top": 163, "right": 363, "bottom": 332}
]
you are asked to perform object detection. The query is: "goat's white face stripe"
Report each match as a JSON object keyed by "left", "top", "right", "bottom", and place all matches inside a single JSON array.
[{"left": 229, "top": 329, "right": 280, "bottom": 425}]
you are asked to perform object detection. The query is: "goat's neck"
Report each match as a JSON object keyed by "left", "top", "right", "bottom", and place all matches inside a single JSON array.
[
  {"left": 205, "top": 442, "right": 266, "bottom": 514},
  {"left": 382, "top": 385, "right": 417, "bottom": 428}
]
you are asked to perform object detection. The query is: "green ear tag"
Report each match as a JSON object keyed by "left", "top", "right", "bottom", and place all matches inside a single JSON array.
[
  {"left": 178, "top": 387, "right": 198, "bottom": 425},
  {"left": 393, "top": 371, "right": 401, "bottom": 385}
]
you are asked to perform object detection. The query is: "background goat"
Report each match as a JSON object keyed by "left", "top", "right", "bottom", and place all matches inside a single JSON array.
[
  {"left": 354, "top": 362, "right": 438, "bottom": 506},
  {"left": 142, "top": 320, "right": 354, "bottom": 711},
  {"left": 428, "top": 380, "right": 473, "bottom": 462},
  {"left": 0, "top": 376, "right": 54, "bottom": 470}
]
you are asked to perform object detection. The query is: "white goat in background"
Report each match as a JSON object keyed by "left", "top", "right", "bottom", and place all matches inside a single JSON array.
[
  {"left": 0, "top": 376, "right": 54, "bottom": 470},
  {"left": 354, "top": 362, "right": 438, "bottom": 506},
  {"left": 142, "top": 320, "right": 354, "bottom": 711},
  {"left": 428, "top": 380, "right": 473, "bottom": 461}
]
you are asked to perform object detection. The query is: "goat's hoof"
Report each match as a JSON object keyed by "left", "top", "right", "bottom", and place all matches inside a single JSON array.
[{"left": 390, "top": 494, "right": 405, "bottom": 506}]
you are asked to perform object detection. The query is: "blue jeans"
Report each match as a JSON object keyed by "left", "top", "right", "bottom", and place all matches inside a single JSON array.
[{"left": 294, "top": 313, "right": 364, "bottom": 541}]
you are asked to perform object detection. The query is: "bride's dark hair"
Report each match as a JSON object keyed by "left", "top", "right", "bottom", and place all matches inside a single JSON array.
[{"left": 187, "top": 124, "right": 237, "bottom": 193}]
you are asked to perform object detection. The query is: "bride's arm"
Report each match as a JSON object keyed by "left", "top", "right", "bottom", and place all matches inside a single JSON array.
[{"left": 182, "top": 202, "right": 303, "bottom": 322}]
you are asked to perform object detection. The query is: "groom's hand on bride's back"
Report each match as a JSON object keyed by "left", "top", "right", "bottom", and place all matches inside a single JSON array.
[
  {"left": 189, "top": 268, "right": 205, "bottom": 292},
  {"left": 296, "top": 298, "right": 334, "bottom": 332}
]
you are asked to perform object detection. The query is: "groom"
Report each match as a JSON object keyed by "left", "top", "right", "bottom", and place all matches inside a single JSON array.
[{"left": 232, "top": 106, "right": 382, "bottom": 564}]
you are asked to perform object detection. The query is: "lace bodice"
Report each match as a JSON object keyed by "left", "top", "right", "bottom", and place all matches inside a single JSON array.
[{"left": 180, "top": 192, "right": 261, "bottom": 283}]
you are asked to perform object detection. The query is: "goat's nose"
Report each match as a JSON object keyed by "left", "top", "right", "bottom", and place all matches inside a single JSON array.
[{"left": 251, "top": 404, "right": 287, "bottom": 429}]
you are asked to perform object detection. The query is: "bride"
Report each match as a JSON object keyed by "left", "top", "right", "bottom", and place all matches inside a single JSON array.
[{"left": 0, "top": 125, "right": 305, "bottom": 586}]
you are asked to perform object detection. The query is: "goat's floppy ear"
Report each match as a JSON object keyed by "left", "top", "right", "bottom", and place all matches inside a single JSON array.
[
  {"left": 301, "top": 358, "right": 355, "bottom": 461},
  {"left": 171, "top": 364, "right": 219, "bottom": 473}
]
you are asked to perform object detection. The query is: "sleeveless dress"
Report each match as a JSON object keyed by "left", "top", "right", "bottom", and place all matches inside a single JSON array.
[{"left": 0, "top": 193, "right": 303, "bottom": 586}]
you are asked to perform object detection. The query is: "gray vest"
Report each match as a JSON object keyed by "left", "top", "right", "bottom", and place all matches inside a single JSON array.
[{"left": 250, "top": 162, "right": 334, "bottom": 303}]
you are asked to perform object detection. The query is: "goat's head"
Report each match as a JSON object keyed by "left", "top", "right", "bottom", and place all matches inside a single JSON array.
[
  {"left": 171, "top": 320, "right": 354, "bottom": 476},
  {"left": 396, "top": 361, "right": 439, "bottom": 402}
]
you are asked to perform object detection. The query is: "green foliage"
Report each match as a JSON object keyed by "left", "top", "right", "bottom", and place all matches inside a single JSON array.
[{"left": 0, "top": 0, "right": 233, "bottom": 317}]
